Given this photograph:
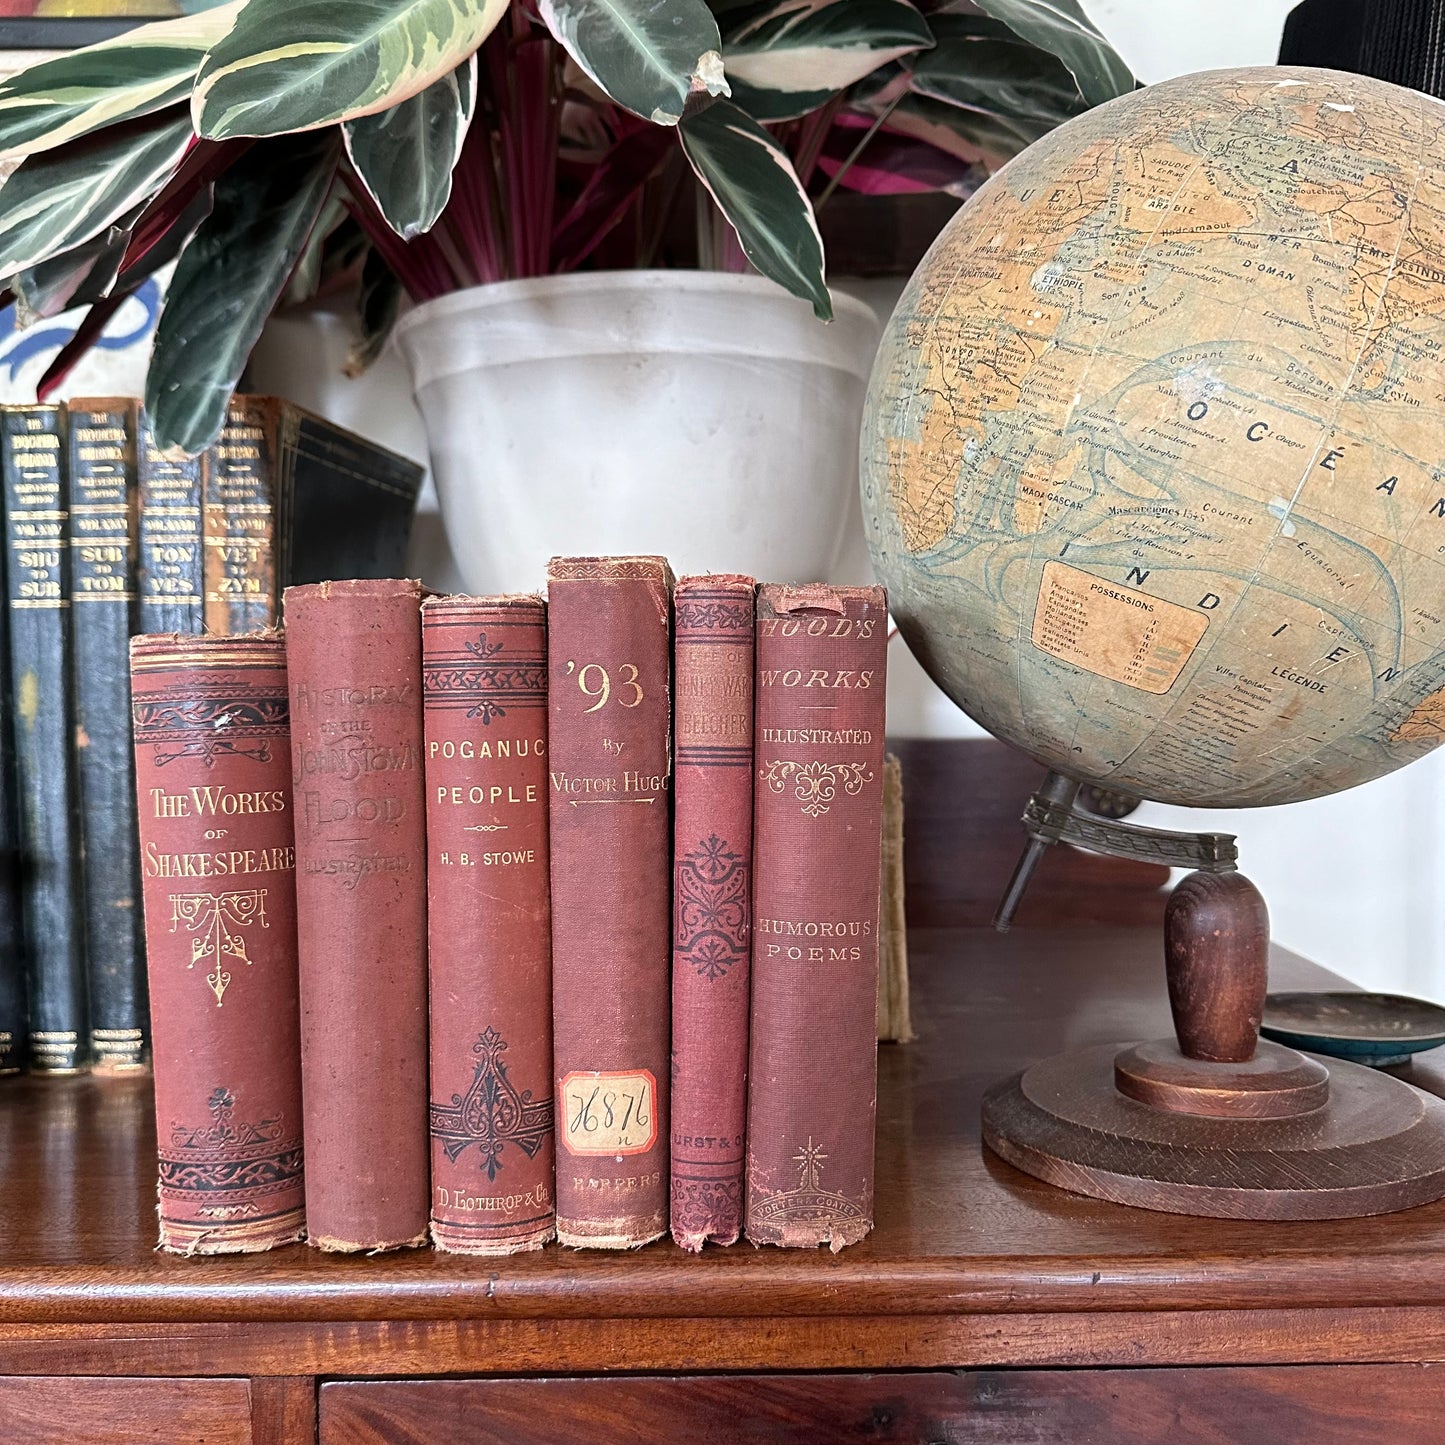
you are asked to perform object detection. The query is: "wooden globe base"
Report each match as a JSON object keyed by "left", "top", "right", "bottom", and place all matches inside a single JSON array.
[
  {"left": 982, "top": 1041, "right": 1445, "bottom": 1219},
  {"left": 1113, "top": 1037, "right": 1329, "bottom": 1118},
  {"left": 981, "top": 868, "right": 1445, "bottom": 1220}
]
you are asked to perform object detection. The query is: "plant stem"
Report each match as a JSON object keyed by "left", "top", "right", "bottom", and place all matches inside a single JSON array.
[{"left": 815, "top": 96, "right": 902, "bottom": 212}]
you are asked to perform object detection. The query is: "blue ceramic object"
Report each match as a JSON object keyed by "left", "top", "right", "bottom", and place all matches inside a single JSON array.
[{"left": 1261, "top": 992, "right": 1445, "bottom": 1068}]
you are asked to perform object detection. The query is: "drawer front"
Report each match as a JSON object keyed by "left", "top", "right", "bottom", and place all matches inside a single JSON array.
[
  {"left": 0, "top": 1376, "right": 254, "bottom": 1445},
  {"left": 321, "top": 1364, "right": 1445, "bottom": 1444}
]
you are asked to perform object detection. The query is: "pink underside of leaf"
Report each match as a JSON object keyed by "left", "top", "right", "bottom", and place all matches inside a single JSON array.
[
  {"left": 551, "top": 122, "right": 673, "bottom": 272},
  {"left": 36, "top": 283, "right": 136, "bottom": 399}
]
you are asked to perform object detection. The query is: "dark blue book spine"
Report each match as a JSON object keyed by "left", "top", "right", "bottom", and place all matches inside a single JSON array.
[
  {"left": 0, "top": 478, "right": 25, "bottom": 1073},
  {"left": 70, "top": 399, "right": 146, "bottom": 1072},
  {"left": 3, "top": 405, "right": 86, "bottom": 1071},
  {"left": 137, "top": 410, "right": 203, "bottom": 636}
]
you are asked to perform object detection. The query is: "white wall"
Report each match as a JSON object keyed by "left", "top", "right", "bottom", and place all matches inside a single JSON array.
[{"left": 883, "top": 0, "right": 1445, "bottom": 1000}]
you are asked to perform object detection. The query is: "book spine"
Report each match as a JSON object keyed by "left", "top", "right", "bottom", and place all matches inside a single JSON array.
[
  {"left": 745, "top": 584, "right": 888, "bottom": 1251},
  {"left": 130, "top": 633, "right": 305, "bottom": 1252},
  {"left": 547, "top": 555, "right": 673, "bottom": 1248},
  {"left": 137, "top": 411, "right": 204, "bottom": 635},
  {"left": 669, "top": 575, "right": 755, "bottom": 1250},
  {"left": 278, "top": 403, "right": 425, "bottom": 588},
  {"left": 204, "top": 398, "right": 277, "bottom": 634},
  {"left": 70, "top": 400, "right": 147, "bottom": 1073},
  {"left": 3, "top": 406, "right": 86, "bottom": 1073},
  {"left": 422, "top": 595, "right": 554, "bottom": 1254},
  {"left": 0, "top": 493, "right": 24, "bottom": 1073},
  {"left": 286, "top": 578, "right": 429, "bottom": 1251}
]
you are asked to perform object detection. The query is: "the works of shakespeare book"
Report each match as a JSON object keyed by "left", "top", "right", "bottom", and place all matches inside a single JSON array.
[
  {"left": 669, "top": 575, "right": 754, "bottom": 1251},
  {"left": 3, "top": 405, "right": 87, "bottom": 1072},
  {"left": 286, "top": 578, "right": 429, "bottom": 1251},
  {"left": 203, "top": 397, "right": 425, "bottom": 634},
  {"left": 422, "top": 595, "right": 555, "bottom": 1253},
  {"left": 69, "top": 399, "right": 147, "bottom": 1072},
  {"left": 547, "top": 556, "right": 673, "bottom": 1248},
  {"left": 130, "top": 634, "right": 305, "bottom": 1252},
  {"left": 745, "top": 584, "right": 888, "bottom": 1251},
  {"left": 137, "top": 411, "right": 204, "bottom": 635}
]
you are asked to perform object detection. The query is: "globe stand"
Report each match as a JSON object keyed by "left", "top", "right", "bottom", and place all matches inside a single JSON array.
[{"left": 980, "top": 774, "right": 1445, "bottom": 1220}]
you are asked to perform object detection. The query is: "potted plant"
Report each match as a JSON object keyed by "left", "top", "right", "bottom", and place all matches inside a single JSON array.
[{"left": 0, "top": 0, "right": 1132, "bottom": 587}]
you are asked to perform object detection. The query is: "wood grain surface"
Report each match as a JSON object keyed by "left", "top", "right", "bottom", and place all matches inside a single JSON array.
[
  {"left": 317, "top": 1367, "right": 1445, "bottom": 1445},
  {"left": 0, "top": 1376, "right": 252, "bottom": 1443},
  {"left": 3, "top": 740, "right": 1445, "bottom": 1381}
]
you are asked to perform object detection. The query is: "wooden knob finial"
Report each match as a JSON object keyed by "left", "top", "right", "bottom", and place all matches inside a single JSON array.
[{"left": 1164, "top": 870, "right": 1269, "bottom": 1063}]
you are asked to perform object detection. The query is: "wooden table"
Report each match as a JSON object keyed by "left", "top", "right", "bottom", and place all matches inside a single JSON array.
[{"left": 3, "top": 741, "right": 1445, "bottom": 1442}]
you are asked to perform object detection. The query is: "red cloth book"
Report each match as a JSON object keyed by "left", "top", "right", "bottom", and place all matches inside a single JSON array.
[
  {"left": 669, "top": 575, "right": 755, "bottom": 1250},
  {"left": 547, "top": 556, "right": 673, "bottom": 1248},
  {"left": 745, "top": 584, "right": 888, "bottom": 1250},
  {"left": 422, "top": 594, "right": 555, "bottom": 1253},
  {"left": 130, "top": 633, "right": 305, "bottom": 1253},
  {"left": 285, "top": 579, "right": 429, "bottom": 1251}
]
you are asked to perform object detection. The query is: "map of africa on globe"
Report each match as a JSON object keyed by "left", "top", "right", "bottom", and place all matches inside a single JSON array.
[{"left": 862, "top": 66, "right": 1445, "bottom": 808}]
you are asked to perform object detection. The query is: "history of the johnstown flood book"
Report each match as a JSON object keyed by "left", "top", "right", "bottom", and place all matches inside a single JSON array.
[{"left": 285, "top": 579, "right": 430, "bottom": 1252}]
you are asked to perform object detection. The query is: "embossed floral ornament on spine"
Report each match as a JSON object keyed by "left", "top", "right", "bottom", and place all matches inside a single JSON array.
[
  {"left": 670, "top": 575, "right": 755, "bottom": 1251},
  {"left": 423, "top": 594, "right": 556, "bottom": 1253},
  {"left": 745, "top": 584, "right": 887, "bottom": 1250},
  {"left": 130, "top": 633, "right": 305, "bottom": 1253}
]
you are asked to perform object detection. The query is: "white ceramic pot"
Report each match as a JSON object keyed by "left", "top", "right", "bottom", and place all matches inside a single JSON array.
[{"left": 392, "top": 271, "right": 880, "bottom": 592}]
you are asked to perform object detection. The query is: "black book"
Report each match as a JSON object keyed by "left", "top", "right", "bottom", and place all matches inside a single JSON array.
[
  {"left": 2, "top": 405, "right": 86, "bottom": 1071},
  {"left": 201, "top": 396, "right": 425, "bottom": 634},
  {"left": 69, "top": 399, "right": 147, "bottom": 1072}
]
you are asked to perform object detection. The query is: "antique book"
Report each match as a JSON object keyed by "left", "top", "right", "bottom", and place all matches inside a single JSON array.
[
  {"left": 286, "top": 578, "right": 429, "bottom": 1251},
  {"left": 137, "top": 411, "right": 204, "bottom": 635},
  {"left": 0, "top": 539, "right": 23, "bottom": 1073},
  {"left": 69, "top": 399, "right": 147, "bottom": 1072},
  {"left": 669, "top": 575, "right": 755, "bottom": 1251},
  {"left": 2, "top": 405, "right": 86, "bottom": 1073},
  {"left": 876, "top": 753, "right": 913, "bottom": 1044},
  {"left": 130, "top": 633, "right": 305, "bottom": 1252},
  {"left": 745, "top": 584, "right": 888, "bottom": 1250},
  {"left": 203, "top": 397, "right": 425, "bottom": 634},
  {"left": 422, "top": 595, "right": 555, "bottom": 1254},
  {"left": 547, "top": 555, "right": 673, "bottom": 1248}
]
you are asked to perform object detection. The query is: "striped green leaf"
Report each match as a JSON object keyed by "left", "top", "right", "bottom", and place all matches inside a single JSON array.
[
  {"left": 146, "top": 130, "right": 339, "bottom": 454},
  {"left": 0, "top": 109, "right": 193, "bottom": 278},
  {"left": 344, "top": 53, "right": 476, "bottom": 238},
  {"left": 724, "top": 0, "right": 932, "bottom": 121},
  {"left": 193, "top": 0, "right": 505, "bottom": 141},
  {"left": 539, "top": 0, "right": 727, "bottom": 125},
  {"left": 971, "top": 0, "right": 1134, "bottom": 107},
  {"left": 0, "top": 3, "right": 241, "bottom": 159},
  {"left": 679, "top": 98, "right": 829, "bottom": 320},
  {"left": 909, "top": 16, "right": 1085, "bottom": 131},
  {"left": 13, "top": 223, "right": 131, "bottom": 323}
]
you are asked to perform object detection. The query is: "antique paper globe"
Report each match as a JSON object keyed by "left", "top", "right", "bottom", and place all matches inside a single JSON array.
[{"left": 862, "top": 66, "right": 1445, "bottom": 807}]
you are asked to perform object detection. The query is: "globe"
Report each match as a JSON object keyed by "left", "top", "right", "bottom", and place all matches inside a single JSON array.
[{"left": 862, "top": 66, "right": 1445, "bottom": 808}]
